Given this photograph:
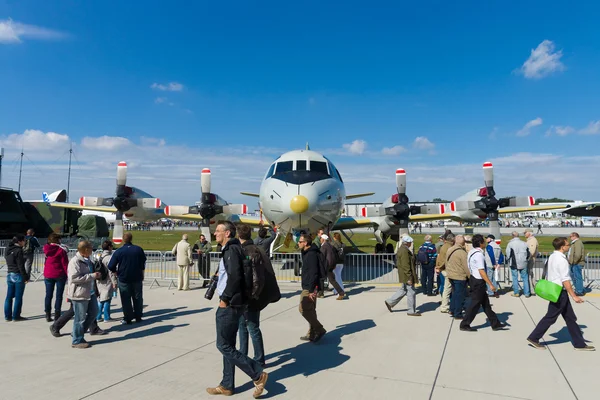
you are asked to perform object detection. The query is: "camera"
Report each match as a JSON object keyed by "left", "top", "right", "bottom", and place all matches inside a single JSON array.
[{"left": 204, "top": 275, "right": 219, "bottom": 300}]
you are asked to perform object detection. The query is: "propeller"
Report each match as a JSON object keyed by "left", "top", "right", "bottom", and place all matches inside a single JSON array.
[
  {"left": 79, "top": 161, "right": 161, "bottom": 245},
  {"left": 164, "top": 168, "right": 247, "bottom": 239}
]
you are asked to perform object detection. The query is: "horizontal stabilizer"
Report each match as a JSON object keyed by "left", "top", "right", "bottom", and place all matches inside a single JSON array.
[
  {"left": 346, "top": 192, "right": 375, "bottom": 200},
  {"left": 240, "top": 192, "right": 260, "bottom": 198}
]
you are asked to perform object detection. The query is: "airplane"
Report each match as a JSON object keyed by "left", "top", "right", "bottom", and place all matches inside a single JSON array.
[{"left": 49, "top": 162, "right": 163, "bottom": 244}]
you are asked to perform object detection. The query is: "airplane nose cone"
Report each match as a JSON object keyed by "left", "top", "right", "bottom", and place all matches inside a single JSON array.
[{"left": 290, "top": 195, "right": 309, "bottom": 214}]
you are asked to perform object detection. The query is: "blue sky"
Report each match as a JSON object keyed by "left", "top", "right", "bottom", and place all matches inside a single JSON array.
[{"left": 1, "top": 1, "right": 599, "bottom": 206}]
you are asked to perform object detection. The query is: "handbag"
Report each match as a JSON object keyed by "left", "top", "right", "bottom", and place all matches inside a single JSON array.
[{"left": 534, "top": 260, "right": 562, "bottom": 303}]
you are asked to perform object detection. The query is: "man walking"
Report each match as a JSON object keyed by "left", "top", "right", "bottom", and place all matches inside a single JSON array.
[
  {"left": 437, "top": 233, "right": 455, "bottom": 313},
  {"left": 525, "top": 229, "right": 539, "bottom": 289},
  {"left": 206, "top": 221, "right": 268, "bottom": 397},
  {"left": 107, "top": 233, "right": 146, "bottom": 324},
  {"left": 23, "top": 228, "right": 41, "bottom": 276},
  {"left": 417, "top": 235, "right": 437, "bottom": 296},
  {"left": 460, "top": 235, "right": 506, "bottom": 332},
  {"left": 446, "top": 235, "right": 469, "bottom": 319},
  {"left": 172, "top": 234, "right": 193, "bottom": 291},
  {"left": 320, "top": 234, "right": 346, "bottom": 300},
  {"left": 485, "top": 235, "right": 504, "bottom": 297},
  {"left": 506, "top": 232, "right": 531, "bottom": 297},
  {"left": 297, "top": 234, "right": 327, "bottom": 342},
  {"left": 384, "top": 236, "right": 421, "bottom": 316},
  {"left": 527, "top": 237, "right": 594, "bottom": 351},
  {"left": 568, "top": 232, "right": 586, "bottom": 296},
  {"left": 192, "top": 234, "right": 212, "bottom": 288},
  {"left": 536, "top": 223, "right": 543, "bottom": 235}
]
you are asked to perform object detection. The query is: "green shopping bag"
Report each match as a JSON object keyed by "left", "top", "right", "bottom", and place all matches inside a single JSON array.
[{"left": 534, "top": 260, "right": 563, "bottom": 303}]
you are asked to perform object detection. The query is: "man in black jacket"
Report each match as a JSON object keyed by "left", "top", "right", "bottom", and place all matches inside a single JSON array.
[
  {"left": 298, "top": 234, "right": 327, "bottom": 342},
  {"left": 320, "top": 234, "right": 346, "bottom": 300},
  {"left": 206, "top": 221, "right": 268, "bottom": 398}
]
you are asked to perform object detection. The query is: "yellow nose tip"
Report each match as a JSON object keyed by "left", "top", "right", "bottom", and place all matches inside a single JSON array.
[{"left": 290, "top": 195, "right": 309, "bottom": 214}]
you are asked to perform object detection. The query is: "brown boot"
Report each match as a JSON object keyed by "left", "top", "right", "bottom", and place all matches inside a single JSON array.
[
  {"left": 206, "top": 385, "right": 233, "bottom": 396},
  {"left": 71, "top": 342, "right": 91, "bottom": 349},
  {"left": 253, "top": 372, "right": 268, "bottom": 398}
]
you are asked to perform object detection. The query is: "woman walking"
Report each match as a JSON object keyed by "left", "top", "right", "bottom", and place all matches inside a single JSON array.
[
  {"left": 43, "top": 233, "right": 69, "bottom": 322},
  {"left": 96, "top": 240, "right": 117, "bottom": 322},
  {"left": 4, "top": 235, "right": 29, "bottom": 322}
]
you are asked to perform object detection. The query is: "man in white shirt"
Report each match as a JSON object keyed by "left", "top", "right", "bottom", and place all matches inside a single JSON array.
[
  {"left": 527, "top": 237, "right": 595, "bottom": 351},
  {"left": 460, "top": 234, "right": 507, "bottom": 332}
]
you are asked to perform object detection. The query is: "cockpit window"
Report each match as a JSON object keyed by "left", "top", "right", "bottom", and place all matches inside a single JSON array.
[
  {"left": 270, "top": 159, "right": 332, "bottom": 185},
  {"left": 310, "top": 161, "right": 329, "bottom": 175},
  {"left": 265, "top": 163, "right": 276, "bottom": 179},
  {"left": 296, "top": 160, "right": 307, "bottom": 171},
  {"left": 274, "top": 161, "right": 293, "bottom": 175}
]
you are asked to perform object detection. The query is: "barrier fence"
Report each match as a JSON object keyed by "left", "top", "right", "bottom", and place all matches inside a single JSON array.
[{"left": 1, "top": 248, "right": 599, "bottom": 289}]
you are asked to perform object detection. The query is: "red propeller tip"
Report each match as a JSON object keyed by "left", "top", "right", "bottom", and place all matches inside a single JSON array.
[
  {"left": 396, "top": 169, "right": 406, "bottom": 175},
  {"left": 242, "top": 205, "right": 248, "bottom": 214},
  {"left": 79, "top": 197, "right": 84, "bottom": 206},
  {"left": 155, "top": 198, "right": 161, "bottom": 208},
  {"left": 164, "top": 206, "right": 170, "bottom": 215},
  {"left": 202, "top": 168, "right": 211, "bottom": 173},
  {"left": 529, "top": 196, "right": 535, "bottom": 206},
  {"left": 450, "top": 202, "right": 456, "bottom": 212},
  {"left": 440, "top": 204, "right": 446, "bottom": 214},
  {"left": 361, "top": 207, "right": 366, "bottom": 217},
  {"left": 483, "top": 162, "right": 493, "bottom": 168},
  {"left": 113, "top": 239, "right": 123, "bottom": 244},
  {"left": 118, "top": 162, "right": 127, "bottom": 167}
]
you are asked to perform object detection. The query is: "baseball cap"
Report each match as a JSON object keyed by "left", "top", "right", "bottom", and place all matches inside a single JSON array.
[
  {"left": 321, "top": 234, "right": 329, "bottom": 240},
  {"left": 486, "top": 234, "right": 496, "bottom": 240},
  {"left": 402, "top": 235, "right": 414, "bottom": 243}
]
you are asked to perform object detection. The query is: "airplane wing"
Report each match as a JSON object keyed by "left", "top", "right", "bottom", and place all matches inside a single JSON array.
[
  {"left": 346, "top": 192, "right": 375, "bottom": 200},
  {"left": 409, "top": 213, "right": 452, "bottom": 222},
  {"left": 240, "top": 192, "right": 260, "bottom": 198},
  {"left": 562, "top": 203, "right": 600, "bottom": 217},
  {"left": 332, "top": 216, "right": 376, "bottom": 230},
  {"left": 49, "top": 202, "right": 118, "bottom": 213},
  {"left": 498, "top": 204, "right": 568, "bottom": 214}
]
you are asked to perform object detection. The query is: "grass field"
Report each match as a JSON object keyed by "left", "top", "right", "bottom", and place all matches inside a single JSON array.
[{"left": 117, "top": 230, "right": 600, "bottom": 254}]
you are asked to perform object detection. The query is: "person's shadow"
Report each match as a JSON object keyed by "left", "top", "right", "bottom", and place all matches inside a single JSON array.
[
  {"left": 471, "top": 311, "right": 514, "bottom": 329},
  {"left": 544, "top": 325, "right": 589, "bottom": 345},
  {"left": 237, "top": 319, "right": 377, "bottom": 398}
]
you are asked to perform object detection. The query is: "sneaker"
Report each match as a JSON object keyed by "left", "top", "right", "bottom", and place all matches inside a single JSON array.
[
  {"left": 492, "top": 323, "right": 508, "bottom": 331},
  {"left": 384, "top": 301, "right": 393, "bottom": 313},
  {"left": 120, "top": 319, "right": 132, "bottom": 325},
  {"left": 71, "top": 342, "right": 91, "bottom": 349},
  {"left": 253, "top": 372, "right": 268, "bottom": 399},
  {"left": 575, "top": 345, "right": 596, "bottom": 352},
  {"left": 49, "top": 325, "right": 61, "bottom": 338},
  {"left": 511, "top": 293, "right": 521, "bottom": 297},
  {"left": 4, "top": 319, "right": 11, "bottom": 322},
  {"left": 206, "top": 385, "right": 233, "bottom": 396},
  {"left": 90, "top": 328, "right": 107, "bottom": 336},
  {"left": 527, "top": 338, "right": 546, "bottom": 350},
  {"left": 460, "top": 326, "right": 477, "bottom": 332},
  {"left": 408, "top": 312, "right": 422, "bottom": 317},
  {"left": 336, "top": 294, "right": 347, "bottom": 300},
  {"left": 312, "top": 330, "right": 327, "bottom": 343}
]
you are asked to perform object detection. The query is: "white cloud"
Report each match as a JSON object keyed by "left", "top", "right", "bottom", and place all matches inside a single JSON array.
[
  {"left": 579, "top": 121, "right": 600, "bottom": 135},
  {"left": 546, "top": 125, "right": 575, "bottom": 136},
  {"left": 154, "top": 97, "right": 167, "bottom": 104},
  {"left": 381, "top": 145, "right": 407, "bottom": 156},
  {"left": 150, "top": 82, "right": 184, "bottom": 92},
  {"left": 516, "top": 117, "right": 543, "bottom": 137},
  {"left": 0, "top": 129, "right": 70, "bottom": 150},
  {"left": 343, "top": 139, "right": 367, "bottom": 155},
  {"left": 413, "top": 136, "right": 435, "bottom": 150},
  {"left": 0, "top": 18, "right": 67, "bottom": 44},
  {"left": 81, "top": 135, "right": 132, "bottom": 150},
  {"left": 518, "top": 40, "right": 565, "bottom": 79}
]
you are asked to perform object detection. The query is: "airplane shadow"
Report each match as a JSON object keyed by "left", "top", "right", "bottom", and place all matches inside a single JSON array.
[{"left": 236, "top": 319, "right": 377, "bottom": 398}]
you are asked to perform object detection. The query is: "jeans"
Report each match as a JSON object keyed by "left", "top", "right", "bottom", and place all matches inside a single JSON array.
[
  {"left": 511, "top": 268, "right": 530, "bottom": 296},
  {"left": 44, "top": 277, "right": 66, "bottom": 315},
  {"left": 4, "top": 273, "right": 26, "bottom": 320},
  {"left": 97, "top": 299, "right": 112, "bottom": 321},
  {"left": 385, "top": 283, "right": 416, "bottom": 314},
  {"left": 332, "top": 265, "right": 345, "bottom": 295},
  {"left": 570, "top": 265, "right": 584, "bottom": 295},
  {"left": 449, "top": 279, "right": 467, "bottom": 317},
  {"left": 216, "top": 306, "right": 263, "bottom": 391},
  {"left": 421, "top": 264, "right": 435, "bottom": 295},
  {"left": 119, "top": 280, "right": 143, "bottom": 322},
  {"left": 72, "top": 294, "right": 99, "bottom": 345},
  {"left": 486, "top": 267, "right": 498, "bottom": 295},
  {"left": 239, "top": 309, "right": 265, "bottom": 365},
  {"left": 438, "top": 271, "right": 445, "bottom": 296}
]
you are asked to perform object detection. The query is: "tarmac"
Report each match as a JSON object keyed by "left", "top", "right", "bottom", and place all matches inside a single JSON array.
[{"left": 1, "top": 279, "right": 599, "bottom": 400}]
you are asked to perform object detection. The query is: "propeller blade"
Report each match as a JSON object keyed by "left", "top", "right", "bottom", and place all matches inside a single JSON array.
[
  {"left": 483, "top": 161, "right": 494, "bottom": 189},
  {"left": 164, "top": 205, "right": 192, "bottom": 216},
  {"left": 362, "top": 206, "right": 386, "bottom": 218},
  {"left": 201, "top": 168, "right": 211, "bottom": 195},
  {"left": 117, "top": 161, "right": 127, "bottom": 187},
  {"left": 222, "top": 204, "right": 248, "bottom": 215},
  {"left": 79, "top": 197, "right": 110, "bottom": 207},
  {"left": 113, "top": 211, "right": 124, "bottom": 245},
  {"left": 501, "top": 196, "right": 535, "bottom": 208},
  {"left": 415, "top": 204, "right": 447, "bottom": 214},
  {"left": 452, "top": 200, "right": 476, "bottom": 212},
  {"left": 396, "top": 169, "right": 406, "bottom": 196},
  {"left": 200, "top": 226, "right": 212, "bottom": 243},
  {"left": 137, "top": 198, "right": 162, "bottom": 209}
]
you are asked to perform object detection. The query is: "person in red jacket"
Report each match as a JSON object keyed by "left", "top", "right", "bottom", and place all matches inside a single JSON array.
[{"left": 43, "top": 233, "right": 69, "bottom": 322}]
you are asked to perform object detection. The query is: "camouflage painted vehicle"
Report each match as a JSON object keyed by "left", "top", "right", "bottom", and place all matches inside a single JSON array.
[{"left": 0, "top": 188, "right": 31, "bottom": 239}]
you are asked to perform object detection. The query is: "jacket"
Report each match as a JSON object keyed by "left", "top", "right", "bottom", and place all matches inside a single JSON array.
[
  {"left": 192, "top": 240, "right": 212, "bottom": 257},
  {"left": 172, "top": 240, "right": 193, "bottom": 266},
  {"left": 320, "top": 241, "right": 337, "bottom": 271},
  {"left": 301, "top": 243, "right": 323, "bottom": 292},
  {"left": 5, "top": 243, "right": 28, "bottom": 281},
  {"left": 220, "top": 238, "right": 247, "bottom": 307},
  {"left": 24, "top": 235, "right": 41, "bottom": 255},
  {"left": 435, "top": 242, "right": 452, "bottom": 270},
  {"left": 107, "top": 243, "right": 146, "bottom": 283},
  {"left": 526, "top": 236, "right": 539, "bottom": 259},
  {"left": 396, "top": 244, "right": 417, "bottom": 284},
  {"left": 43, "top": 243, "right": 68, "bottom": 279},
  {"left": 67, "top": 252, "right": 96, "bottom": 301},
  {"left": 506, "top": 238, "right": 529, "bottom": 270},
  {"left": 241, "top": 240, "right": 281, "bottom": 311},
  {"left": 96, "top": 251, "right": 118, "bottom": 302},
  {"left": 418, "top": 241, "right": 437, "bottom": 266},
  {"left": 445, "top": 244, "right": 470, "bottom": 280},
  {"left": 254, "top": 227, "right": 276, "bottom": 256},
  {"left": 485, "top": 242, "right": 505, "bottom": 268},
  {"left": 568, "top": 239, "right": 585, "bottom": 266}
]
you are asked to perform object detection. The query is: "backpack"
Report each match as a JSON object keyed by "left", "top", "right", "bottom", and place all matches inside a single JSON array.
[
  {"left": 23, "top": 238, "right": 32, "bottom": 254},
  {"left": 241, "top": 244, "right": 267, "bottom": 300},
  {"left": 333, "top": 242, "right": 344, "bottom": 264},
  {"left": 93, "top": 255, "right": 109, "bottom": 281},
  {"left": 417, "top": 245, "right": 430, "bottom": 265}
]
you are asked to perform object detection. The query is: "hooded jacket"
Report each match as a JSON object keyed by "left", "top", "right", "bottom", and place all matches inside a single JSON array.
[
  {"left": 301, "top": 243, "right": 323, "bottom": 292},
  {"left": 241, "top": 240, "right": 281, "bottom": 311},
  {"left": 5, "top": 243, "right": 28, "bottom": 281},
  {"left": 43, "top": 243, "right": 69, "bottom": 280}
]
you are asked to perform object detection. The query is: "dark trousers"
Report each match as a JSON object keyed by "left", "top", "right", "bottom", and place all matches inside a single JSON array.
[
  {"left": 52, "top": 302, "right": 100, "bottom": 333},
  {"left": 327, "top": 270, "right": 344, "bottom": 295},
  {"left": 461, "top": 277, "right": 500, "bottom": 329},
  {"left": 198, "top": 255, "right": 211, "bottom": 286},
  {"left": 239, "top": 309, "right": 265, "bottom": 365},
  {"left": 44, "top": 277, "right": 66, "bottom": 315},
  {"left": 449, "top": 279, "right": 467, "bottom": 317},
  {"left": 528, "top": 290, "right": 586, "bottom": 348},
  {"left": 421, "top": 264, "right": 435, "bottom": 295},
  {"left": 299, "top": 290, "right": 324, "bottom": 337},
  {"left": 119, "top": 280, "right": 144, "bottom": 322},
  {"left": 216, "top": 306, "right": 263, "bottom": 391}
]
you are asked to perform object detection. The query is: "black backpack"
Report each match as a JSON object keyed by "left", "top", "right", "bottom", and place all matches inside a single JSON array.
[
  {"left": 417, "top": 245, "right": 430, "bottom": 265},
  {"left": 242, "top": 244, "right": 267, "bottom": 300},
  {"left": 93, "top": 255, "right": 109, "bottom": 281}
]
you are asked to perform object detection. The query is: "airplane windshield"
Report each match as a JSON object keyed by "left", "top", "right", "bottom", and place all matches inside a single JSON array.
[{"left": 271, "top": 159, "right": 331, "bottom": 185}]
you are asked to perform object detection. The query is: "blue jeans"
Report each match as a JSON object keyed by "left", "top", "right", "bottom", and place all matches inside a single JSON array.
[
  {"left": 239, "top": 309, "right": 265, "bottom": 365},
  {"left": 449, "top": 279, "right": 466, "bottom": 316},
  {"left": 438, "top": 272, "right": 445, "bottom": 296},
  {"left": 44, "top": 277, "right": 66, "bottom": 315},
  {"left": 72, "top": 294, "right": 99, "bottom": 345},
  {"left": 4, "top": 273, "right": 26, "bottom": 320},
  {"left": 97, "top": 299, "right": 112, "bottom": 321},
  {"left": 118, "top": 280, "right": 143, "bottom": 322},
  {"left": 486, "top": 268, "right": 498, "bottom": 295},
  {"left": 511, "top": 268, "right": 530, "bottom": 296},
  {"left": 570, "top": 264, "right": 584, "bottom": 295},
  {"left": 216, "top": 306, "right": 263, "bottom": 391}
]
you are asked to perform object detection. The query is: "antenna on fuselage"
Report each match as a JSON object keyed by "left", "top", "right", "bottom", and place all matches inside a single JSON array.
[{"left": 305, "top": 143, "right": 310, "bottom": 150}]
